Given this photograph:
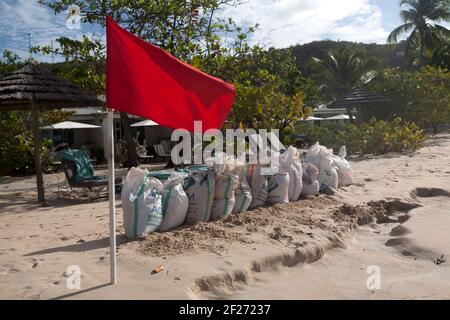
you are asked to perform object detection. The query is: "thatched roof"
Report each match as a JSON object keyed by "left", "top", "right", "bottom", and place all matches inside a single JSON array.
[
  {"left": 328, "top": 88, "right": 389, "bottom": 109},
  {"left": 0, "top": 64, "right": 102, "bottom": 111}
]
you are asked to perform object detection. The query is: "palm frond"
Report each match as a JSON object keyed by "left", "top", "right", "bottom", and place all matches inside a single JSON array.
[
  {"left": 400, "top": 9, "right": 419, "bottom": 23},
  {"left": 427, "top": 7, "right": 450, "bottom": 22},
  {"left": 387, "top": 23, "right": 414, "bottom": 43},
  {"left": 432, "top": 24, "right": 450, "bottom": 40},
  {"left": 400, "top": 0, "right": 419, "bottom": 9}
]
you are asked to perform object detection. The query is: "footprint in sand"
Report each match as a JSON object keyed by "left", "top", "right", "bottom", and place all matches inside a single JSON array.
[
  {"left": 413, "top": 187, "right": 450, "bottom": 198},
  {"left": 0, "top": 263, "right": 27, "bottom": 275},
  {"left": 390, "top": 225, "right": 411, "bottom": 237}
]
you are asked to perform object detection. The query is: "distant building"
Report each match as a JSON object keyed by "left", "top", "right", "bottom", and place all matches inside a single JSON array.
[
  {"left": 312, "top": 104, "right": 347, "bottom": 118},
  {"left": 46, "top": 107, "right": 173, "bottom": 156}
]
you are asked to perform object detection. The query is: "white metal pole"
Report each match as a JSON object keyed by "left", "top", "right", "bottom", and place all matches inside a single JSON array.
[{"left": 107, "top": 110, "right": 117, "bottom": 284}]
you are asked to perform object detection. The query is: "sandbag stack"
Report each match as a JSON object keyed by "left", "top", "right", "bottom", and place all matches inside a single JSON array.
[
  {"left": 247, "top": 164, "right": 269, "bottom": 209},
  {"left": 301, "top": 163, "right": 320, "bottom": 197},
  {"left": 121, "top": 143, "right": 353, "bottom": 239},
  {"left": 205, "top": 153, "right": 252, "bottom": 214},
  {"left": 333, "top": 146, "right": 354, "bottom": 187},
  {"left": 182, "top": 167, "right": 215, "bottom": 224},
  {"left": 280, "top": 146, "right": 303, "bottom": 201},
  {"left": 233, "top": 182, "right": 253, "bottom": 214},
  {"left": 305, "top": 142, "right": 339, "bottom": 190},
  {"left": 267, "top": 172, "right": 290, "bottom": 204},
  {"left": 121, "top": 167, "right": 164, "bottom": 239},
  {"left": 210, "top": 172, "right": 239, "bottom": 220},
  {"left": 158, "top": 174, "right": 189, "bottom": 232}
]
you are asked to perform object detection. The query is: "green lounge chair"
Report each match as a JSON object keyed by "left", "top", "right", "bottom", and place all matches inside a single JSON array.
[{"left": 58, "top": 149, "right": 122, "bottom": 200}]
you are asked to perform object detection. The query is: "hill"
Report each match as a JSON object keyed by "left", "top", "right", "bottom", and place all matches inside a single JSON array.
[{"left": 288, "top": 40, "right": 407, "bottom": 76}]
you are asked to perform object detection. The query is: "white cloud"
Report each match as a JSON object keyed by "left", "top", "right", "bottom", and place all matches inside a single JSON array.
[
  {"left": 0, "top": 0, "right": 90, "bottom": 62},
  {"left": 219, "top": 0, "right": 390, "bottom": 47},
  {"left": 0, "top": 0, "right": 60, "bottom": 57},
  {"left": 0, "top": 0, "right": 407, "bottom": 63}
]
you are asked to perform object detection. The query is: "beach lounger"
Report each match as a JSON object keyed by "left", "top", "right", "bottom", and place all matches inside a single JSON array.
[
  {"left": 58, "top": 149, "right": 122, "bottom": 200},
  {"left": 154, "top": 144, "right": 171, "bottom": 160},
  {"left": 136, "top": 145, "right": 154, "bottom": 164}
]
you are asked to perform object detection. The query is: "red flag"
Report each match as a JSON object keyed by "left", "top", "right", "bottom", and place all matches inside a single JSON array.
[{"left": 106, "top": 16, "right": 235, "bottom": 132}]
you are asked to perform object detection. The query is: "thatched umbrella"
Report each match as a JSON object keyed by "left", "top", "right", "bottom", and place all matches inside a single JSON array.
[
  {"left": 327, "top": 88, "right": 389, "bottom": 123},
  {"left": 0, "top": 63, "right": 102, "bottom": 205}
]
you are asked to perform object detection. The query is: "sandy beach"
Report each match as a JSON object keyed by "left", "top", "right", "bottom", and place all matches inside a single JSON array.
[{"left": 0, "top": 134, "right": 449, "bottom": 300}]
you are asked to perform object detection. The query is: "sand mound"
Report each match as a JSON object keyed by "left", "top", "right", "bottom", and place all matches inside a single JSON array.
[
  {"left": 190, "top": 242, "right": 335, "bottom": 299},
  {"left": 136, "top": 197, "right": 422, "bottom": 258},
  {"left": 138, "top": 196, "right": 344, "bottom": 257},
  {"left": 190, "top": 198, "right": 427, "bottom": 299},
  {"left": 334, "top": 199, "right": 420, "bottom": 226}
]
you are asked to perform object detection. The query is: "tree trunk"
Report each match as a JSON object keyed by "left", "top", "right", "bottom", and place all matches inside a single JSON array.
[
  {"left": 419, "top": 33, "right": 425, "bottom": 69},
  {"left": 31, "top": 98, "right": 47, "bottom": 206},
  {"left": 119, "top": 112, "right": 138, "bottom": 168}
]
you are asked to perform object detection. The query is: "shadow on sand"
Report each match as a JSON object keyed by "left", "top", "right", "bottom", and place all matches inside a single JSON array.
[
  {"left": 0, "top": 193, "right": 124, "bottom": 215},
  {"left": 51, "top": 283, "right": 113, "bottom": 300},
  {"left": 24, "top": 234, "right": 129, "bottom": 256}
]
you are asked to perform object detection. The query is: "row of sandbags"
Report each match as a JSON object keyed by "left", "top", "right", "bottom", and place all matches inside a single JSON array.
[
  {"left": 121, "top": 144, "right": 353, "bottom": 239},
  {"left": 304, "top": 142, "right": 354, "bottom": 190},
  {"left": 121, "top": 165, "right": 247, "bottom": 239}
]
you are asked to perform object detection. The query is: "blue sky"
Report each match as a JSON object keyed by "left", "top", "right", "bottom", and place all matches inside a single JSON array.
[{"left": 0, "top": 0, "right": 447, "bottom": 62}]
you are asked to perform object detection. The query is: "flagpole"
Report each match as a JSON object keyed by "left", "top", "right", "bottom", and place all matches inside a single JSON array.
[{"left": 107, "top": 110, "right": 117, "bottom": 284}]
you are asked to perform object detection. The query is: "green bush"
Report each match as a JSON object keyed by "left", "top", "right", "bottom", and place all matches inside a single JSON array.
[
  {"left": 0, "top": 110, "right": 71, "bottom": 176},
  {"left": 371, "top": 66, "right": 450, "bottom": 134},
  {"left": 296, "top": 118, "right": 426, "bottom": 155},
  {"left": 295, "top": 124, "right": 328, "bottom": 147}
]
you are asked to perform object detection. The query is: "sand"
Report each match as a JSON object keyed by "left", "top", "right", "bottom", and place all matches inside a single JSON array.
[{"left": 0, "top": 134, "right": 449, "bottom": 300}]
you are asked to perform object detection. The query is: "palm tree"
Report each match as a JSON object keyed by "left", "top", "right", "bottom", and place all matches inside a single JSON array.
[
  {"left": 309, "top": 46, "right": 380, "bottom": 123},
  {"left": 388, "top": 0, "right": 450, "bottom": 68},
  {"left": 310, "top": 46, "right": 380, "bottom": 98}
]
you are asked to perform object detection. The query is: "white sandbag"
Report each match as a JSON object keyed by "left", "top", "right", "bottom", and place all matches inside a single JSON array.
[
  {"left": 290, "top": 161, "right": 303, "bottom": 200},
  {"left": 218, "top": 156, "right": 252, "bottom": 213},
  {"left": 212, "top": 197, "right": 236, "bottom": 220},
  {"left": 146, "top": 171, "right": 189, "bottom": 232},
  {"left": 267, "top": 172, "right": 290, "bottom": 204},
  {"left": 280, "top": 146, "right": 303, "bottom": 202},
  {"left": 333, "top": 146, "right": 354, "bottom": 187},
  {"left": 247, "top": 164, "right": 269, "bottom": 209},
  {"left": 301, "top": 163, "right": 320, "bottom": 197},
  {"left": 305, "top": 142, "right": 323, "bottom": 168},
  {"left": 213, "top": 172, "right": 239, "bottom": 199},
  {"left": 233, "top": 182, "right": 253, "bottom": 214},
  {"left": 301, "top": 181, "right": 320, "bottom": 197},
  {"left": 317, "top": 146, "right": 339, "bottom": 189},
  {"left": 121, "top": 167, "right": 164, "bottom": 239},
  {"left": 210, "top": 172, "right": 239, "bottom": 220},
  {"left": 319, "top": 168, "right": 338, "bottom": 190},
  {"left": 305, "top": 142, "right": 338, "bottom": 188},
  {"left": 206, "top": 152, "right": 250, "bottom": 187},
  {"left": 183, "top": 169, "right": 215, "bottom": 224},
  {"left": 158, "top": 184, "right": 189, "bottom": 232},
  {"left": 303, "top": 163, "right": 319, "bottom": 183}
]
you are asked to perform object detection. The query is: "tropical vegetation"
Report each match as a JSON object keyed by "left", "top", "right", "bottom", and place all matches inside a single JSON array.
[
  {"left": 0, "top": 50, "right": 74, "bottom": 175},
  {"left": 1, "top": 0, "right": 449, "bottom": 175},
  {"left": 387, "top": 0, "right": 450, "bottom": 68},
  {"left": 371, "top": 66, "right": 450, "bottom": 134},
  {"left": 296, "top": 118, "right": 426, "bottom": 155}
]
